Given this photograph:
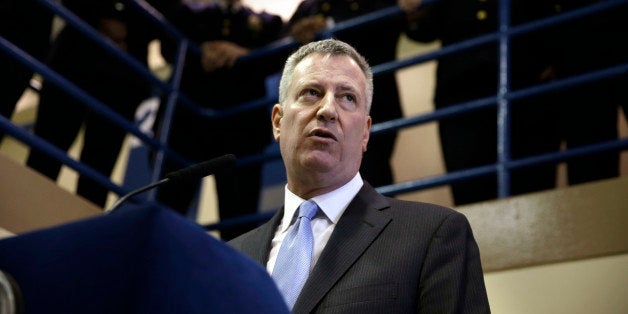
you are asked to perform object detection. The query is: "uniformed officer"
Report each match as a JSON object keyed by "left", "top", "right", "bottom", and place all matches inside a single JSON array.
[
  {"left": 155, "top": 0, "right": 285, "bottom": 240},
  {"left": 405, "top": 0, "right": 558, "bottom": 205},
  {"left": 0, "top": 0, "right": 54, "bottom": 142},
  {"left": 26, "top": 0, "right": 178, "bottom": 208},
  {"left": 536, "top": 0, "right": 626, "bottom": 187}
]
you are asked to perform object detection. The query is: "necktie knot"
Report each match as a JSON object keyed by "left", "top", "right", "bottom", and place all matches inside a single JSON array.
[{"left": 298, "top": 200, "right": 318, "bottom": 220}]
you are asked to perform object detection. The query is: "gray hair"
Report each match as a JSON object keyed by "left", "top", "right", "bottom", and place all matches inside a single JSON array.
[{"left": 278, "top": 39, "right": 374, "bottom": 112}]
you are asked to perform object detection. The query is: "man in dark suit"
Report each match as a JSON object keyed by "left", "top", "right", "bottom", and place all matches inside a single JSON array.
[{"left": 229, "top": 39, "right": 490, "bottom": 313}]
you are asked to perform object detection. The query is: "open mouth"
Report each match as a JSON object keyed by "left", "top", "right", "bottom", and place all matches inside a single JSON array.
[{"left": 310, "top": 129, "right": 337, "bottom": 141}]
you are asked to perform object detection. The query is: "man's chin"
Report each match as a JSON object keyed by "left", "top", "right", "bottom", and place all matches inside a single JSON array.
[{"left": 302, "top": 151, "right": 337, "bottom": 171}]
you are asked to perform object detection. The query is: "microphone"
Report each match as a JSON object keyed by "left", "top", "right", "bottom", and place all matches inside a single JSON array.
[{"left": 106, "top": 154, "right": 236, "bottom": 212}]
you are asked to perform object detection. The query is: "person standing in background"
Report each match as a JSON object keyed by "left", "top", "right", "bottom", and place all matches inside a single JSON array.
[
  {"left": 26, "top": 0, "right": 177, "bottom": 208},
  {"left": 155, "top": 0, "right": 285, "bottom": 240},
  {"left": 540, "top": 0, "right": 627, "bottom": 186},
  {"left": 0, "top": 0, "right": 54, "bottom": 141},
  {"left": 404, "top": 0, "right": 562, "bottom": 205},
  {"left": 285, "top": 0, "right": 422, "bottom": 188}
]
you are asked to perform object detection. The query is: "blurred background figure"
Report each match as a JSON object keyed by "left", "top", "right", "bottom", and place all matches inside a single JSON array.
[
  {"left": 405, "top": 0, "right": 567, "bottom": 205},
  {"left": 155, "top": 0, "right": 284, "bottom": 240},
  {"left": 0, "top": 0, "right": 54, "bottom": 141},
  {"left": 25, "top": 0, "right": 177, "bottom": 208},
  {"left": 539, "top": 0, "right": 627, "bottom": 186}
]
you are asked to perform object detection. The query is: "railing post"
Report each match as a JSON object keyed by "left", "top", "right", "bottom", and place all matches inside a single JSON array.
[
  {"left": 146, "top": 39, "right": 189, "bottom": 203},
  {"left": 497, "top": 0, "right": 512, "bottom": 198}
]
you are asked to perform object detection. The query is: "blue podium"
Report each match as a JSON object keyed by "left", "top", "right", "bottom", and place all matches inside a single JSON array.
[{"left": 0, "top": 204, "right": 289, "bottom": 314}]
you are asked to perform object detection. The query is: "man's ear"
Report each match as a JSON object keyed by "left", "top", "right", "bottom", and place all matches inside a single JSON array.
[
  {"left": 271, "top": 104, "right": 283, "bottom": 141},
  {"left": 362, "top": 115, "right": 371, "bottom": 153}
]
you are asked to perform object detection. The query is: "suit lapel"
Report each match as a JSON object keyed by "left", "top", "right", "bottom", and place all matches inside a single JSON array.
[
  {"left": 294, "top": 184, "right": 391, "bottom": 313},
  {"left": 238, "top": 208, "right": 284, "bottom": 265}
]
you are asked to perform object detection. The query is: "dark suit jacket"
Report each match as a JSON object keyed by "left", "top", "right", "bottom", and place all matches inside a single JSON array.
[{"left": 229, "top": 183, "right": 490, "bottom": 313}]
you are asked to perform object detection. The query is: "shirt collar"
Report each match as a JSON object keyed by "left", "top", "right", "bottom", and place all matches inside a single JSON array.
[{"left": 281, "top": 173, "right": 364, "bottom": 231}]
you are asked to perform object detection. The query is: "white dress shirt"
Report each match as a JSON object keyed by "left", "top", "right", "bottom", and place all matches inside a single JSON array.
[{"left": 266, "top": 173, "right": 364, "bottom": 274}]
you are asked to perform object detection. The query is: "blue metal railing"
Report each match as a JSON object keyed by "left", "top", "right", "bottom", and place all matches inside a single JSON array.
[{"left": 1, "top": 0, "right": 626, "bottom": 231}]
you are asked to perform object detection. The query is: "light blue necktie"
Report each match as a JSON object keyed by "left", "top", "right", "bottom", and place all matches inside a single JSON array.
[{"left": 272, "top": 200, "right": 319, "bottom": 309}]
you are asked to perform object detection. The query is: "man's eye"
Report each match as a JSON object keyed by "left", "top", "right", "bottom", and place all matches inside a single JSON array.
[
  {"left": 305, "top": 89, "right": 319, "bottom": 97},
  {"left": 339, "top": 94, "right": 356, "bottom": 104}
]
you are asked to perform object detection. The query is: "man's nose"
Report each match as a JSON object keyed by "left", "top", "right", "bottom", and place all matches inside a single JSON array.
[{"left": 317, "top": 94, "right": 338, "bottom": 121}]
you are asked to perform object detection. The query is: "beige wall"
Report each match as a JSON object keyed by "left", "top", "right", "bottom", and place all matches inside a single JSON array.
[
  {"left": 394, "top": 37, "right": 452, "bottom": 206},
  {"left": 486, "top": 253, "right": 628, "bottom": 314}
]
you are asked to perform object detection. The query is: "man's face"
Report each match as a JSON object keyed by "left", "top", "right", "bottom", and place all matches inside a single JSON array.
[{"left": 272, "top": 53, "right": 371, "bottom": 188}]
